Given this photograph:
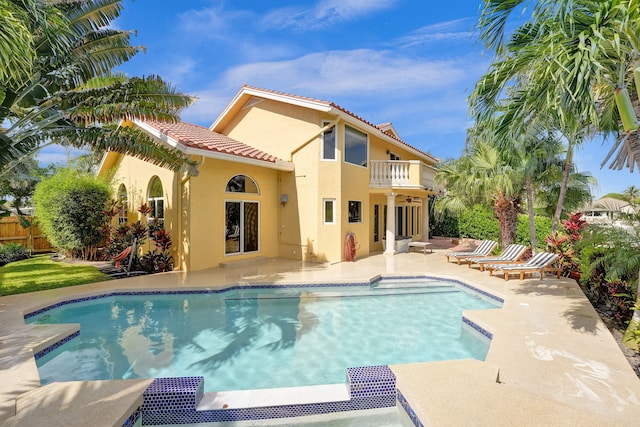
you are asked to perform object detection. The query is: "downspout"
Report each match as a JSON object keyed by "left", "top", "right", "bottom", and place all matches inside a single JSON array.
[
  {"left": 290, "top": 118, "right": 340, "bottom": 161},
  {"left": 177, "top": 156, "right": 205, "bottom": 270}
]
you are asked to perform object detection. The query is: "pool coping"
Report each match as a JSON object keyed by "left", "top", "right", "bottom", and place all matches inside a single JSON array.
[
  {"left": 2, "top": 253, "right": 640, "bottom": 426},
  {"left": 21, "top": 276, "right": 498, "bottom": 425}
]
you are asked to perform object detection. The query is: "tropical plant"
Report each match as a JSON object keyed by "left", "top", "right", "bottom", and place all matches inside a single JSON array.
[
  {"left": 1, "top": 0, "right": 197, "bottom": 178},
  {"left": 579, "top": 221, "right": 640, "bottom": 349},
  {"left": 471, "top": 0, "right": 640, "bottom": 233},
  {"left": 545, "top": 212, "right": 588, "bottom": 276},
  {"left": 435, "top": 137, "right": 524, "bottom": 248},
  {"left": 0, "top": 242, "right": 30, "bottom": 267}
]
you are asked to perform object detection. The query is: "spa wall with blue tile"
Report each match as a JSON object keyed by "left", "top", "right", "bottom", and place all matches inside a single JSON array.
[{"left": 140, "top": 366, "right": 405, "bottom": 425}]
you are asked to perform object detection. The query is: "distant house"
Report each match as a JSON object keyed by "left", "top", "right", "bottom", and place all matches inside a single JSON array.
[
  {"left": 582, "top": 197, "right": 637, "bottom": 225},
  {"left": 98, "top": 85, "right": 439, "bottom": 271}
]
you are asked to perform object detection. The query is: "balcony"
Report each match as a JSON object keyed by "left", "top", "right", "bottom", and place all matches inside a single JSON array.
[{"left": 369, "top": 160, "right": 437, "bottom": 191}]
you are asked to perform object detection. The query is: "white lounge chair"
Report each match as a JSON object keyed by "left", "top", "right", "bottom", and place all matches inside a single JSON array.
[
  {"left": 466, "top": 244, "right": 528, "bottom": 271},
  {"left": 445, "top": 240, "right": 497, "bottom": 265},
  {"left": 487, "top": 251, "right": 560, "bottom": 281}
]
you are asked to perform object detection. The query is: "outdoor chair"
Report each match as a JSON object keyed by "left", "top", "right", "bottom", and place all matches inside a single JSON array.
[
  {"left": 110, "top": 238, "right": 146, "bottom": 278},
  {"left": 487, "top": 251, "right": 560, "bottom": 281},
  {"left": 445, "top": 240, "right": 498, "bottom": 264},
  {"left": 466, "top": 244, "right": 528, "bottom": 271}
]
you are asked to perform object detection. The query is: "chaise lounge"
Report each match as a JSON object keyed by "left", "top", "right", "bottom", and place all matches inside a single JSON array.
[
  {"left": 466, "top": 244, "right": 528, "bottom": 271},
  {"left": 487, "top": 251, "right": 560, "bottom": 281},
  {"left": 445, "top": 239, "right": 497, "bottom": 265}
]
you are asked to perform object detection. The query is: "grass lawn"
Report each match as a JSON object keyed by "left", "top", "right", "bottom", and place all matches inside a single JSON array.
[{"left": 0, "top": 254, "right": 112, "bottom": 296}]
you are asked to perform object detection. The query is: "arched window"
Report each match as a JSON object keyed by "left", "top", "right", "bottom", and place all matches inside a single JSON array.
[
  {"left": 224, "top": 175, "right": 259, "bottom": 255},
  {"left": 117, "top": 184, "right": 128, "bottom": 225},
  {"left": 148, "top": 176, "right": 164, "bottom": 225},
  {"left": 225, "top": 175, "right": 259, "bottom": 194}
]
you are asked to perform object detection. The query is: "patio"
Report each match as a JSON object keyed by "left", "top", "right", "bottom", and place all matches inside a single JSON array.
[{"left": 1, "top": 242, "right": 640, "bottom": 426}]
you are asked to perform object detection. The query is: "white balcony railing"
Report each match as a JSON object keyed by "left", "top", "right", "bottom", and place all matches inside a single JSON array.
[{"left": 370, "top": 160, "right": 437, "bottom": 190}]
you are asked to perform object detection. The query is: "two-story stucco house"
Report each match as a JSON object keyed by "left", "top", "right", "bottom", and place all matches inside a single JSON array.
[{"left": 98, "top": 85, "right": 439, "bottom": 271}]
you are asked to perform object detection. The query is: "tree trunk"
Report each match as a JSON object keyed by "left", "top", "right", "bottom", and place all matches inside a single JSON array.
[
  {"left": 525, "top": 178, "right": 537, "bottom": 254},
  {"left": 552, "top": 141, "right": 574, "bottom": 233},
  {"left": 494, "top": 194, "right": 519, "bottom": 249}
]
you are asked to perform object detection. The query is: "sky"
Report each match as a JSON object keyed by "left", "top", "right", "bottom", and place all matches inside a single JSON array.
[{"left": 41, "top": 0, "right": 638, "bottom": 198}]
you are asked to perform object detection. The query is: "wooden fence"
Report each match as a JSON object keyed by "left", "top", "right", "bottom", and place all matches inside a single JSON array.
[{"left": 0, "top": 216, "right": 53, "bottom": 253}]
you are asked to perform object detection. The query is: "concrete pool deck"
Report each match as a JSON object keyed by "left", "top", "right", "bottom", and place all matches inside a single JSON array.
[{"left": 2, "top": 246, "right": 640, "bottom": 426}]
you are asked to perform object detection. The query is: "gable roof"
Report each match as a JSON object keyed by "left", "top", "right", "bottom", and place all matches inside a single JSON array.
[
  {"left": 135, "top": 119, "right": 294, "bottom": 171},
  {"left": 210, "top": 85, "right": 439, "bottom": 165}
]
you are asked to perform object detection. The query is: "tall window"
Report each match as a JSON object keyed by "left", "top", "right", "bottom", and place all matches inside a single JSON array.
[
  {"left": 225, "top": 175, "right": 260, "bottom": 255},
  {"left": 348, "top": 200, "right": 362, "bottom": 223},
  {"left": 148, "top": 176, "right": 164, "bottom": 225},
  {"left": 323, "top": 199, "right": 335, "bottom": 224},
  {"left": 374, "top": 204, "right": 380, "bottom": 242},
  {"left": 344, "top": 125, "right": 368, "bottom": 167},
  {"left": 322, "top": 122, "right": 336, "bottom": 160},
  {"left": 117, "top": 184, "right": 128, "bottom": 225},
  {"left": 396, "top": 206, "right": 404, "bottom": 236}
]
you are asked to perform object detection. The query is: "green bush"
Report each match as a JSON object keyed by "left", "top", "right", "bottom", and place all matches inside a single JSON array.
[
  {"left": 458, "top": 206, "right": 500, "bottom": 241},
  {"left": 515, "top": 214, "right": 553, "bottom": 250},
  {"left": 33, "top": 169, "right": 112, "bottom": 260},
  {"left": 445, "top": 204, "right": 553, "bottom": 249},
  {"left": 0, "top": 243, "right": 30, "bottom": 267}
]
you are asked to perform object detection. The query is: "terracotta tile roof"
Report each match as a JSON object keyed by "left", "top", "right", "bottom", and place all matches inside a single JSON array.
[
  {"left": 142, "top": 120, "right": 281, "bottom": 164},
  {"left": 241, "top": 85, "right": 436, "bottom": 162}
]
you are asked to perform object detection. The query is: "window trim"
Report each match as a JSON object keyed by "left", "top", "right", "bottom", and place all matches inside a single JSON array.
[
  {"left": 323, "top": 198, "right": 336, "bottom": 224},
  {"left": 147, "top": 176, "right": 164, "bottom": 224},
  {"left": 321, "top": 121, "right": 337, "bottom": 161},
  {"left": 348, "top": 200, "right": 363, "bottom": 224},
  {"left": 224, "top": 199, "right": 261, "bottom": 256},
  {"left": 343, "top": 124, "right": 368, "bottom": 168}
]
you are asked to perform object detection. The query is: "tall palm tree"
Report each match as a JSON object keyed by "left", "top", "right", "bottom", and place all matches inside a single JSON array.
[
  {"left": 471, "top": 0, "right": 640, "bottom": 230},
  {"left": 474, "top": 0, "right": 640, "bottom": 349},
  {"left": 1, "top": 0, "right": 196, "bottom": 177},
  {"left": 435, "top": 133, "right": 524, "bottom": 249}
]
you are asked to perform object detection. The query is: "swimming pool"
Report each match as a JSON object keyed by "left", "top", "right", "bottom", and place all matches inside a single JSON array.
[{"left": 28, "top": 278, "right": 501, "bottom": 392}]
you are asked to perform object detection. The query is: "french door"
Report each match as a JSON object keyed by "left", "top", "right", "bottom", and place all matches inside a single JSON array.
[{"left": 225, "top": 201, "right": 259, "bottom": 255}]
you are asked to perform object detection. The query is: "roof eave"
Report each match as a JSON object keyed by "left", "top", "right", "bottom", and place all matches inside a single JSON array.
[
  {"left": 209, "top": 86, "right": 332, "bottom": 131},
  {"left": 329, "top": 108, "right": 439, "bottom": 165},
  {"left": 183, "top": 146, "right": 295, "bottom": 171}
]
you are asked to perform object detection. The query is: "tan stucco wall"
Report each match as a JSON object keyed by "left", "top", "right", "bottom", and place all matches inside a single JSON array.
[
  {"left": 102, "top": 153, "right": 282, "bottom": 271},
  {"left": 105, "top": 154, "right": 178, "bottom": 258},
  {"left": 187, "top": 158, "right": 281, "bottom": 271}
]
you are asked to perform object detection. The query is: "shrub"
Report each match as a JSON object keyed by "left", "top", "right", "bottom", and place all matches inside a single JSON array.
[
  {"left": 0, "top": 243, "right": 30, "bottom": 267},
  {"left": 429, "top": 195, "right": 459, "bottom": 237},
  {"left": 458, "top": 206, "right": 500, "bottom": 241},
  {"left": 515, "top": 215, "right": 553, "bottom": 250},
  {"left": 32, "top": 169, "right": 112, "bottom": 260},
  {"left": 436, "top": 203, "right": 553, "bottom": 249}
]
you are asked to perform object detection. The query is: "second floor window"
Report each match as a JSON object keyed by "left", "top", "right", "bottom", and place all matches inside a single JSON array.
[
  {"left": 345, "top": 125, "right": 368, "bottom": 167},
  {"left": 322, "top": 122, "right": 336, "bottom": 160}
]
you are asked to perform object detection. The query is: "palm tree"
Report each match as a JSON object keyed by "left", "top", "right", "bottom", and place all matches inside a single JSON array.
[
  {"left": 622, "top": 185, "right": 640, "bottom": 210},
  {"left": 435, "top": 133, "right": 524, "bottom": 249},
  {"left": 474, "top": 0, "right": 640, "bottom": 349},
  {"left": 471, "top": 0, "right": 640, "bottom": 231},
  {"left": 1, "top": 0, "right": 196, "bottom": 177}
]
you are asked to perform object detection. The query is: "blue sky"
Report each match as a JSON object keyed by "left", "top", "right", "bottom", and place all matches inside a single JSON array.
[{"left": 42, "top": 0, "right": 637, "bottom": 197}]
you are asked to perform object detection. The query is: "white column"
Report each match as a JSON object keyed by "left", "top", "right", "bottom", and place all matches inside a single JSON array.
[
  {"left": 422, "top": 196, "right": 430, "bottom": 242},
  {"left": 385, "top": 193, "right": 396, "bottom": 254}
]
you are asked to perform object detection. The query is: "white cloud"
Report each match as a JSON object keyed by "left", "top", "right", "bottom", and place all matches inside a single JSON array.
[
  {"left": 392, "top": 19, "right": 477, "bottom": 48},
  {"left": 177, "top": 5, "right": 253, "bottom": 40},
  {"left": 217, "top": 49, "right": 476, "bottom": 98},
  {"left": 261, "top": 0, "right": 397, "bottom": 31}
]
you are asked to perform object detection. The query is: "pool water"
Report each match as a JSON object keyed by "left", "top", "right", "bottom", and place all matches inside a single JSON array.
[{"left": 29, "top": 279, "right": 500, "bottom": 392}]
